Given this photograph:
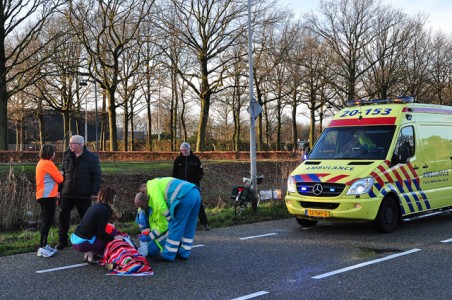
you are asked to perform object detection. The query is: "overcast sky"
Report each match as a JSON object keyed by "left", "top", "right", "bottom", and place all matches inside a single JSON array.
[{"left": 281, "top": 0, "right": 452, "bottom": 35}]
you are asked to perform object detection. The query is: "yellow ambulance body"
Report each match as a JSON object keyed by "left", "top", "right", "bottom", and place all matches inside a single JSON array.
[{"left": 285, "top": 97, "right": 452, "bottom": 232}]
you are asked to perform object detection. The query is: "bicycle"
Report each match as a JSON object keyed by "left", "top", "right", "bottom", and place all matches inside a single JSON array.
[{"left": 230, "top": 171, "right": 264, "bottom": 216}]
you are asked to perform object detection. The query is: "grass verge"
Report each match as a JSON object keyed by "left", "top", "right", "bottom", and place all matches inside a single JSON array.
[{"left": 0, "top": 201, "right": 291, "bottom": 257}]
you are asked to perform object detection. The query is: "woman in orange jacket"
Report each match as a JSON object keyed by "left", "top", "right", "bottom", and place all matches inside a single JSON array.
[{"left": 35, "top": 144, "right": 63, "bottom": 257}]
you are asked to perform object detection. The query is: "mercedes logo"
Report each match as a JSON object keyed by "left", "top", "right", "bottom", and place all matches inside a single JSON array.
[{"left": 312, "top": 183, "right": 323, "bottom": 195}]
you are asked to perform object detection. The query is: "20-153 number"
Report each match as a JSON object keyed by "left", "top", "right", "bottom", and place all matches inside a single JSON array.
[{"left": 339, "top": 108, "right": 392, "bottom": 118}]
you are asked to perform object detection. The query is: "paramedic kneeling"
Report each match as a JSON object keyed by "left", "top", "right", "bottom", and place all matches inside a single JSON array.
[
  {"left": 137, "top": 177, "right": 201, "bottom": 262},
  {"left": 134, "top": 192, "right": 167, "bottom": 257}
]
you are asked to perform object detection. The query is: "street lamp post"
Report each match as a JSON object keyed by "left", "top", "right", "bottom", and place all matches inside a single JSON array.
[
  {"left": 94, "top": 80, "right": 98, "bottom": 153},
  {"left": 246, "top": 0, "right": 261, "bottom": 211},
  {"left": 80, "top": 79, "right": 99, "bottom": 154},
  {"left": 85, "top": 96, "right": 88, "bottom": 143}
]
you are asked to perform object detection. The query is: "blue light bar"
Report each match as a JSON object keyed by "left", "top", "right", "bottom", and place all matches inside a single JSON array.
[{"left": 346, "top": 96, "right": 414, "bottom": 107}]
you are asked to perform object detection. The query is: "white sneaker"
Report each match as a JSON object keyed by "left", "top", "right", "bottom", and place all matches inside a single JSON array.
[
  {"left": 84, "top": 251, "right": 94, "bottom": 263},
  {"left": 45, "top": 245, "right": 58, "bottom": 254},
  {"left": 37, "top": 247, "right": 54, "bottom": 257}
]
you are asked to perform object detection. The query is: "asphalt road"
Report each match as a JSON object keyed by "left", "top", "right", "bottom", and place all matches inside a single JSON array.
[{"left": 1, "top": 215, "right": 451, "bottom": 300}]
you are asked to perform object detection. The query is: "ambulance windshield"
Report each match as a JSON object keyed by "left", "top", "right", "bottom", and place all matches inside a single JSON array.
[{"left": 307, "top": 126, "right": 396, "bottom": 160}]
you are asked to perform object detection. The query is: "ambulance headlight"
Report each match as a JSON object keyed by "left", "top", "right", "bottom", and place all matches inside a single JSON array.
[
  {"left": 346, "top": 177, "right": 374, "bottom": 195},
  {"left": 287, "top": 176, "right": 297, "bottom": 193}
]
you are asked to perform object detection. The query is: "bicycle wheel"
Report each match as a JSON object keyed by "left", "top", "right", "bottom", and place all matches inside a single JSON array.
[
  {"left": 235, "top": 201, "right": 247, "bottom": 216},
  {"left": 234, "top": 191, "right": 246, "bottom": 216},
  {"left": 234, "top": 191, "right": 242, "bottom": 216}
]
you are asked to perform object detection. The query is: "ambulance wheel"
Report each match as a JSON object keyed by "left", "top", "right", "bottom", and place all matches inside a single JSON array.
[
  {"left": 296, "top": 217, "right": 318, "bottom": 227},
  {"left": 373, "top": 196, "right": 399, "bottom": 233}
]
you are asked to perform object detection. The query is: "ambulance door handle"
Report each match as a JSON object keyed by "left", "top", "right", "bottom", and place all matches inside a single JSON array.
[
  {"left": 413, "top": 165, "right": 419, "bottom": 170},
  {"left": 423, "top": 164, "right": 429, "bottom": 168}
]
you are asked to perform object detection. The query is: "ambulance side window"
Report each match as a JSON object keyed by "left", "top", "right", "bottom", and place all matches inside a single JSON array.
[{"left": 393, "top": 126, "right": 415, "bottom": 164}]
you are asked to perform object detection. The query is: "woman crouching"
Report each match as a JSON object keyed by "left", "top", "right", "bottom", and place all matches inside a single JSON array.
[{"left": 71, "top": 186, "right": 121, "bottom": 262}]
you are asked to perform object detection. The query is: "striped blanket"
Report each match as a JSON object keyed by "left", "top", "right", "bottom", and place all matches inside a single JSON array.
[{"left": 100, "top": 238, "right": 154, "bottom": 276}]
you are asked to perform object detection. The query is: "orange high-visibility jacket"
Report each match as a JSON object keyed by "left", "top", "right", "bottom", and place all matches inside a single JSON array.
[{"left": 36, "top": 159, "right": 64, "bottom": 199}]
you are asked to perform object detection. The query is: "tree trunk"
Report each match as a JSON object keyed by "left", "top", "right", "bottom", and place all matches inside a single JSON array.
[
  {"left": 123, "top": 105, "right": 129, "bottom": 152},
  {"left": 291, "top": 92, "right": 298, "bottom": 153},
  {"left": 170, "top": 69, "right": 177, "bottom": 151},
  {"left": 0, "top": 58, "right": 7, "bottom": 150},
  {"left": 63, "top": 110, "right": 71, "bottom": 150},
  {"left": 38, "top": 108, "right": 44, "bottom": 148},
  {"left": 130, "top": 112, "right": 134, "bottom": 151},
  {"left": 309, "top": 107, "right": 316, "bottom": 149},
  {"left": 196, "top": 59, "right": 211, "bottom": 152},
  {"left": 196, "top": 93, "right": 210, "bottom": 151},
  {"left": 107, "top": 88, "right": 118, "bottom": 151}
]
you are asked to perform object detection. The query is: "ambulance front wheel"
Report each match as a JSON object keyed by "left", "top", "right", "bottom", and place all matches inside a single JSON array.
[
  {"left": 373, "top": 196, "right": 400, "bottom": 233},
  {"left": 296, "top": 217, "right": 318, "bottom": 227}
]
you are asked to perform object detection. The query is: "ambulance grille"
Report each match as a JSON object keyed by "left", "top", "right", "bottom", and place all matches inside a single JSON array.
[{"left": 296, "top": 182, "right": 345, "bottom": 197}]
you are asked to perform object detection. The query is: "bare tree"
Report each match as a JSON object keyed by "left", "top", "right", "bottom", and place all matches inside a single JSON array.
[
  {"left": 68, "top": 0, "right": 154, "bottom": 151},
  {"left": 361, "top": 9, "right": 414, "bottom": 99},
  {"left": 251, "top": 7, "right": 290, "bottom": 151},
  {"left": 0, "top": 0, "right": 64, "bottom": 150},
  {"left": 136, "top": 14, "right": 163, "bottom": 151},
  {"left": 427, "top": 32, "right": 452, "bottom": 105},
  {"left": 265, "top": 17, "right": 299, "bottom": 150},
  {"left": 33, "top": 14, "right": 85, "bottom": 150},
  {"left": 286, "top": 23, "right": 307, "bottom": 150},
  {"left": 117, "top": 47, "right": 146, "bottom": 151},
  {"left": 159, "top": 0, "right": 251, "bottom": 151},
  {"left": 7, "top": 92, "right": 33, "bottom": 150},
  {"left": 398, "top": 20, "right": 433, "bottom": 102},
  {"left": 219, "top": 39, "right": 248, "bottom": 151},
  {"left": 306, "top": 0, "right": 402, "bottom": 103}
]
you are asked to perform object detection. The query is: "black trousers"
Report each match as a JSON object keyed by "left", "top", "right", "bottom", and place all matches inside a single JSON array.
[
  {"left": 198, "top": 202, "right": 208, "bottom": 226},
  {"left": 38, "top": 197, "right": 57, "bottom": 248},
  {"left": 58, "top": 196, "right": 91, "bottom": 241}
]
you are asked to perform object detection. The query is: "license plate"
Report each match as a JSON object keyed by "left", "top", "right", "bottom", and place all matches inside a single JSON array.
[{"left": 305, "top": 209, "right": 330, "bottom": 218}]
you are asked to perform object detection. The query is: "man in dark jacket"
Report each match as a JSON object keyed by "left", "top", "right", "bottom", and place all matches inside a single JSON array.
[
  {"left": 172, "top": 142, "right": 209, "bottom": 231},
  {"left": 56, "top": 135, "right": 102, "bottom": 250}
]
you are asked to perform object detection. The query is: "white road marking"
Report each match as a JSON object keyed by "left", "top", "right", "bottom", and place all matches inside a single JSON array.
[
  {"left": 440, "top": 238, "right": 452, "bottom": 243},
  {"left": 36, "top": 244, "right": 205, "bottom": 274},
  {"left": 239, "top": 233, "right": 277, "bottom": 240},
  {"left": 36, "top": 262, "right": 90, "bottom": 274},
  {"left": 231, "top": 291, "right": 270, "bottom": 300},
  {"left": 312, "top": 248, "right": 421, "bottom": 279}
]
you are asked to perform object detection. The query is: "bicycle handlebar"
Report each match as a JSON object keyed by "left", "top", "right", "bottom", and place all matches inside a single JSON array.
[{"left": 242, "top": 172, "right": 264, "bottom": 185}]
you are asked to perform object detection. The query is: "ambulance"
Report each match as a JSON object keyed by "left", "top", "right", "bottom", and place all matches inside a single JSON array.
[{"left": 285, "top": 96, "right": 452, "bottom": 232}]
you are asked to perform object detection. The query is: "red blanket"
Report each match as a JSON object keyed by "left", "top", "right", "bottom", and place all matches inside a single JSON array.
[{"left": 100, "top": 238, "right": 154, "bottom": 276}]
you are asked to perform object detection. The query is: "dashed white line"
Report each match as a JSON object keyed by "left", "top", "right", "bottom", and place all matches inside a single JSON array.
[
  {"left": 440, "top": 238, "right": 452, "bottom": 243},
  {"left": 230, "top": 291, "right": 270, "bottom": 300},
  {"left": 239, "top": 233, "right": 277, "bottom": 240},
  {"left": 312, "top": 248, "right": 421, "bottom": 279},
  {"left": 36, "top": 262, "right": 90, "bottom": 274},
  {"left": 192, "top": 244, "right": 205, "bottom": 248}
]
